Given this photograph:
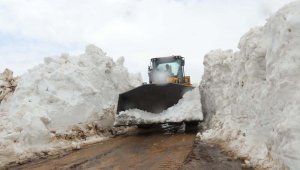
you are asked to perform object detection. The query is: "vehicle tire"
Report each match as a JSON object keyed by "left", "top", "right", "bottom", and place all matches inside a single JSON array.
[
  {"left": 185, "top": 121, "right": 199, "bottom": 132},
  {"left": 137, "top": 124, "right": 155, "bottom": 129}
]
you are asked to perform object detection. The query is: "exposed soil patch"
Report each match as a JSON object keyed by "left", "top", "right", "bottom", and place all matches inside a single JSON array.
[
  {"left": 8, "top": 127, "right": 253, "bottom": 170},
  {"left": 10, "top": 129, "right": 195, "bottom": 170}
]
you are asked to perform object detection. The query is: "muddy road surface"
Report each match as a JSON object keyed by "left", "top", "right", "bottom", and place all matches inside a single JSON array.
[{"left": 11, "top": 128, "right": 250, "bottom": 170}]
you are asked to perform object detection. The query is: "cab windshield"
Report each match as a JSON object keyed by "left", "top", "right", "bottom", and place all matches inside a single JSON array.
[{"left": 156, "top": 61, "right": 180, "bottom": 76}]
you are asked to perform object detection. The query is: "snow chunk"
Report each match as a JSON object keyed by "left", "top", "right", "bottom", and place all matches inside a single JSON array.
[
  {"left": 114, "top": 88, "right": 203, "bottom": 126},
  {"left": 0, "top": 69, "right": 17, "bottom": 103},
  {"left": 200, "top": 1, "right": 300, "bottom": 169}
]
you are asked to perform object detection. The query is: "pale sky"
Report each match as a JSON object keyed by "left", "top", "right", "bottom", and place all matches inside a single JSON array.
[{"left": 0, "top": 0, "right": 295, "bottom": 83}]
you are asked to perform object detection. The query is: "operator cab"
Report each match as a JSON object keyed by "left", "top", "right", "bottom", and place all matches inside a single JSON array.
[{"left": 148, "top": 56, "right": 187, "bottom": 85}]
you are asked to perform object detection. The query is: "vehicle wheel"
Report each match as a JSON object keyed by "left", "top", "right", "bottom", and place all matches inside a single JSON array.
[
  {"left": 137, "top": 124, "right": 155, "bottom": 129},
  {"left": 185, "top": 121, "right": 199, "bottom": 132}
]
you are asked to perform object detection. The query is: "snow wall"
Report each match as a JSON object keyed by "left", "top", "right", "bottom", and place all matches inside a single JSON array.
[
  {"left": 0, "top": 45, "right": 142, "bottom": 165},
  {"left": 200, "top": 1, "right": 300, "bottom": 169}
]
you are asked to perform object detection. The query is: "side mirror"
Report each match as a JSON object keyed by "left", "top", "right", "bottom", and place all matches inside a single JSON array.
[{"left": 182, "top": 60, "right": 185, "bottom": 66}]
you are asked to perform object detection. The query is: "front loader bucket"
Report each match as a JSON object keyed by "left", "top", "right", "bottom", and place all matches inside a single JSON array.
[{"left": 117, "top": 83, "right": 194, "bottom": 114}]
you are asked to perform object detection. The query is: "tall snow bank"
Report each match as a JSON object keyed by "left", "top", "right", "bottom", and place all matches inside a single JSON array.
[
  {"left": 115, "top": 88, "right": 203, "bottom": 126},
  {"left": 0, "top": 45, "right": 142, "bottom": 166},
  {"left": 200, "top": 1, "right": 300, "bottom": 169}
]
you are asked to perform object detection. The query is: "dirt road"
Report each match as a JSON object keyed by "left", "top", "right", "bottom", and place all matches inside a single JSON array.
[{"left": 11, "top": 128, "right": 250, "bottom": 170}]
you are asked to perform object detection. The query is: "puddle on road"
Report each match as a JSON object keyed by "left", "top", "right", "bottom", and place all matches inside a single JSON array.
[{"left": 180, "top": 138, "right": 254, "bottom": 170}]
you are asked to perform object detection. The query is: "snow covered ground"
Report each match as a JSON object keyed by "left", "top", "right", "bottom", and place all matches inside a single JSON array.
[
  {"left": 200, "top": 1, "right": 300, "bottom": 169},
  {"left": 0, "top": 45, "right": 142, "bottom": 167},
  {"left": 114, "top": 88, "right": 203, "bottom": 126}
]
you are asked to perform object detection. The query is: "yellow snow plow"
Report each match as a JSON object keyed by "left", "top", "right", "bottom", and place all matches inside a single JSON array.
[{"left": 116, "top": 56, "right": 197, "bottom": 126}]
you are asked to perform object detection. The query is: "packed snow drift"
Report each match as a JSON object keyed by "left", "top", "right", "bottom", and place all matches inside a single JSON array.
[
  {"left": 114, "top": 88, "right": 203, "bottom": 126},
  {"left": 0, "top": 45, "right": 142, "bottom": 167},
  {"left": 200, "top": 1, "right": 300, "bottom": 169}
]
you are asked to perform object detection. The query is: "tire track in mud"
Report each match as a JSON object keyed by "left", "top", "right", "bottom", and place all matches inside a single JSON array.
[{"left": 13, "top": 130, "right": 195, "bottom": 170}]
